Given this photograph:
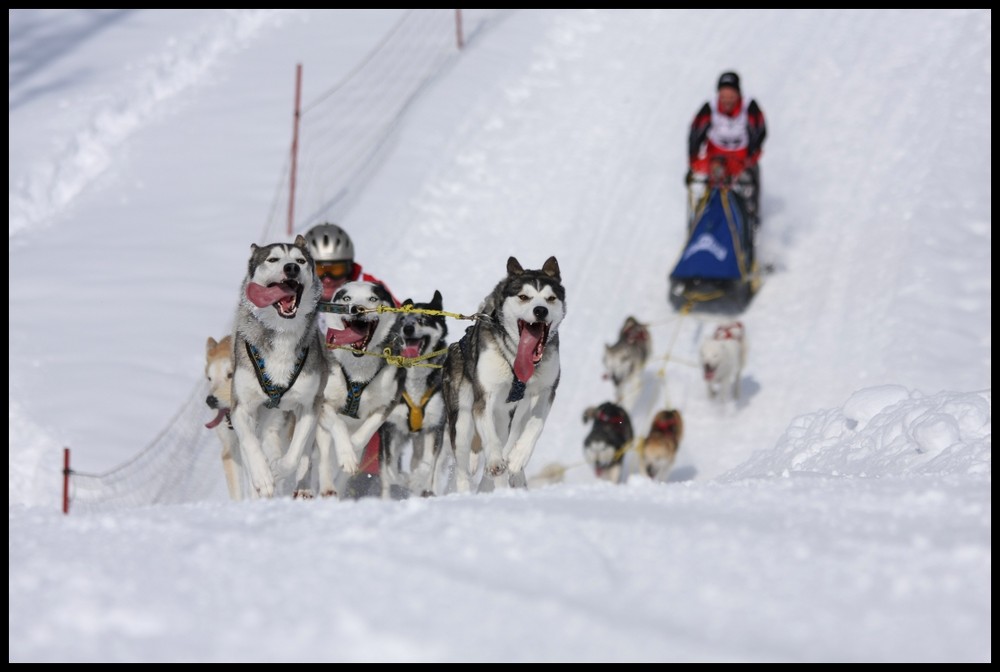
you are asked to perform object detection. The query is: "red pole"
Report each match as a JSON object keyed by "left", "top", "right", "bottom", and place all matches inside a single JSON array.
[
  {"left": 455, "top": 9, "right": 464, "bottom": 50},
  {"left": 287, "top": 63, "right": 303, "bottom": 237},
  {"left": 62, "top": 447, "right": 70, "bottom": 515}
]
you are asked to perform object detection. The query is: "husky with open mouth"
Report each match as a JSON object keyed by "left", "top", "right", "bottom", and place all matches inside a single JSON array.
[
  {"left": 311, "top": 280, "right": 405, "bottom": 499},
  {"left": 229, "top": 235, "right": 325, "bottom": 498},
  {"left": 442, "top": 256, "right": 566, "bottom": 494},
  {"left": 383, "top": 289, "right": 450, "bottom": 497}
]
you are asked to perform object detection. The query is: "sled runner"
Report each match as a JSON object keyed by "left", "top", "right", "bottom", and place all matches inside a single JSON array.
[{"left": 669, "top": 158, "right": 762, "bottom": 312}]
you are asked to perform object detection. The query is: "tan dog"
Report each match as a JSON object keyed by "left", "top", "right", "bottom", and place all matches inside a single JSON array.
[
  {"left": 204, "top": 335, "right": 243, "bottom": 500},
  {"left": 602, "top": 316, "right": 651, "bottom": 405},
  {"left": 640, "top": 409, "right": 683, "bottom": 482}
]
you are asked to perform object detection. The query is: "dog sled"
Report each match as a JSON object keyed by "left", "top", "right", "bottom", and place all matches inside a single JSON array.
[{"left": 668, "top": 157, "right": 763, "bottom": 313}]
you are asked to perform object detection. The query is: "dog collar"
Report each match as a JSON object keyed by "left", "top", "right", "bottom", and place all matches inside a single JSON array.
[{"left": 318, "top": 302, "right": 364, "bottom": 314}]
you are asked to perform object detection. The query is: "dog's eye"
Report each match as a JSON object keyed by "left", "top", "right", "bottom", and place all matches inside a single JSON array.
[
  {"left": 546, "top": 296, "right": 556, "bottom": 303},
  {"left": 267, "top": 256, "right": 279, "bottom": 263},
  {"left": 518, "top": 294, "right": 529, "bottom": 301},
  {"left": 227, "top": 372, "right": 232, "bottom": 379}
]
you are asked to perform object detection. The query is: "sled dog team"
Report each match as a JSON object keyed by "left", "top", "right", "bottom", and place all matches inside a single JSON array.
[
  {"left": 206, "top": 235, "right": 565, "bottom": 500},
  {"left": 582, "top": 314, "right": 747, "bottom": 484},
  {"left": 204, "top": 233, "right": 747, "bottom": 500}
]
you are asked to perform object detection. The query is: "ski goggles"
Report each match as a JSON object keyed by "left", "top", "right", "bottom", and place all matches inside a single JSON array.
[{"left": 316, "top": 260, "right": 352, "bottom": 279}]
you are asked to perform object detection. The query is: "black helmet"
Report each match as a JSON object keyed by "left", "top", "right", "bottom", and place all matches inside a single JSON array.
[
  {"left": 717, "top": 71, "right": 741, "bottom": 93},
  {"left": 305, "top": 223, "right": 354, "bottom": 262}
]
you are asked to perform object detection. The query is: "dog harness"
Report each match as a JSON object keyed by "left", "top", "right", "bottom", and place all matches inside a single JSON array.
[
  {"left": 401, "top": 387, "right": 437, "bottom": 431},
  {"left": 714, "top": 321, "right": 744, "bottom": 340},
  {"left": 506, "top": 371, "right": 526, "bottom": 403},
  {"left": 335, "top": 364, "right": 371, "bottom": 419},
  {"left": 244, "top": 341, "right": 309, "bottom": 409},
  {"left": 623, "top": 323, "right": 649, "bottom": 344},
  {"left": 653, "top": 415, "right": 680, "bottom": 433},
  {"left": 457, "top": 324, "right": 527, "bottom": 404}
]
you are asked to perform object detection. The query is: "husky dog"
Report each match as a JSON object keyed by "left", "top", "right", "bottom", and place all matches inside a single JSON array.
[
  {"left": 602, "top": 316, "right": 651, "bottom": 405},
  {"left": 383, "top": 290, "right": 450, "bottom": 497},
  {"left": 582, "top": 401, "right": 634, "bottom": 484},
  {"left": 229, "top": 235, "right": 326, "bottom": 499},
  {"left": 204, "top": 334, "right": 243, "bottom": 501},
  {"left": 699, "top": 320, "right": 746, "bottom": 401},
  {"left": 442, "top": 256, "right": 566, "bottom": 493},
  {"left": 641, "top": 409, "right": 683, "bottom": 482},
  {"left": 315, "top": 280, "right": 405, "bottom": 499}
]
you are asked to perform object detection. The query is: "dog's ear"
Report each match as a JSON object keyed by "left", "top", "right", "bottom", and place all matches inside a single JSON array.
[
  {"left": 206, "top": 336, "right": 218, "bottom": 353},
  {"left": 371, "top": 282, "right": 394, "bottom": 306},
  {"left": 402, "top": 298, "right": 414, "bottom": 307},
  {"left": 431, "top": 289, "right": 443, "bottom": 310},
  {"left": 479, "top": 294, "right": 497, "bottom": 317},
  {"left": 293, "top": 234, "right": 307, "bottom": 248},
  {"left": 582, "top": 406, "right": 596, "bottom": 423},
  {"left": 507, "top": 256, "right": 524, "bottom": 276},
  {"left": 542, "top": 256, "right": 560, "bottom": 281}
]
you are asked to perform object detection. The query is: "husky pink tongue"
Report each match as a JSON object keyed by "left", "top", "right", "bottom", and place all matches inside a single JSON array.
[
  {"left": 327, "top": 324, "right": 367, "bottom": 346},
  {"left": 205, "top": 408, "right": 228, "bottom": 429},
  {"left": 514, "top": 323, "right": 545, "bottom": 382},
  {"left": 402, "top": 342, "right": 422, "bottom": 358},
  {"left": 246, "top": 282, "right": 294, "bottom": 308}
]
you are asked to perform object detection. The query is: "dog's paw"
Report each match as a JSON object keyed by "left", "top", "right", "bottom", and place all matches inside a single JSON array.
[
  {"left": 320, "top": 489, "right": 338, "bottom": 498},
  {"left": 248, "top": 462, "right": 276, "bottom": 498},
  {"left": 293, "top": 489, "right": 315, "bottom": 500},
  {"left": 486, "top": 459, "right": 508, "bottom": 477},
  {"left": 339, "top": 455, "right": 360, "bottom": 474},
  {"left": 272, "top": 455, "right": 299, "bottom": 480}
]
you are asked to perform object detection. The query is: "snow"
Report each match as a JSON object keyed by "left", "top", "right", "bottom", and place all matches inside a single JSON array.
[{"left": 8, "top": 8, "right": 991, "bottom": 663}]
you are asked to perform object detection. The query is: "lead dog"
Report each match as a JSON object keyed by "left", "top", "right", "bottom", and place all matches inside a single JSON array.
[
  {"left": 603, "top": 315, "right": 651, "bottom": 405},
  {"left": 315, "top": 280, "right": 405, "bottom": 499},
  {"left": 442, "top": 256, "right": 566, "bottom": 493},
  {"left": 582, "top": 401, "right": 634, "bottom": 484},
  {"left": 229, "top": 235, "right": 326, "bottom": 498},
  {"left": 640, "top": 408, "right": 683, "bottom": 482},
  {"left": 383, "top": 289, "right": 450, "bottom": 497},
  {"left": 204, "top": 334, "right": 243, "bottom": 501},
  {"left": 699, "top": 320, "right": 746, "bottom": 401}
]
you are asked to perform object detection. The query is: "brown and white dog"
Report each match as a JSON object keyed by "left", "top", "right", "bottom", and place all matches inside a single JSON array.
[
  {"left": 204, "top": 334, "right": 243, "bottom": 501},
  {"left": 699, "top": 320, "right": 746, "bottom": 401},
  {"left": 602, "top": 316, "right": 651, "bottom": 405},
  {"left": 640, "top": 409, "right": 683, "bottom": 482}
]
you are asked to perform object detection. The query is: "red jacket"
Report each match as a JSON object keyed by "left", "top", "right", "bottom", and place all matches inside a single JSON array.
[
  {"left": 688, "top": 95, "right": 766, "bottom": 175},
  {"left": 350, "top": 261, "right": 399, "bottom": 307}
]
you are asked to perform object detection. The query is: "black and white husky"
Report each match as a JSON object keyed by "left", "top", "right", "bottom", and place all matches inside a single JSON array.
[
  {"left": 442, "top": 256, "right": 566, "bottom": 493},
  {"left": 314, "top": 280, "right": 405, "bottom": 499},
  {"left": 229, "top": 235, "right": 326, "bottom": 499},
  {"left": 383, "top": 290, "right": 450, "bottom": 497}
]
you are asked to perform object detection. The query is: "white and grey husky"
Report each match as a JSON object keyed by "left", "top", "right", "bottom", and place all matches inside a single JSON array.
[
  {"left": 602, "top": 315, "right": 651, "bottom": 406},
  {"left": 229, "top": 235, "right": 325, "bottom": 499},
  {"left": 442, "top": 256, "right": 566, "bottom": 493},
  {"left": 315, "top": 280, "right": 405, "bottom": 499},
  {"left": 383, "top": 290, "right": 450, "bottom": 497}
]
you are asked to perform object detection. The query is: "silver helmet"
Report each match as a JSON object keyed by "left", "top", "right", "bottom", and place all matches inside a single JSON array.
[{"left": 305, "top": 223, "right": 354, "bottom": 262}]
